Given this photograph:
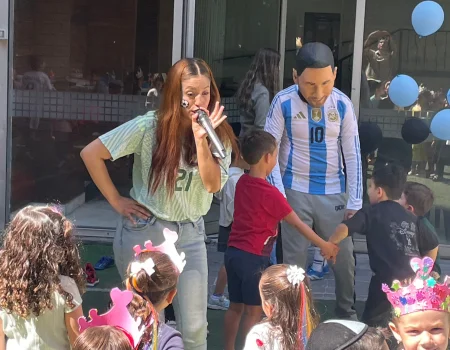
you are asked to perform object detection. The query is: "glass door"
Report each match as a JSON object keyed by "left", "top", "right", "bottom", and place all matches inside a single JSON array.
[{"left": 9, "top": 0, "right": 175, "bottom": 238}]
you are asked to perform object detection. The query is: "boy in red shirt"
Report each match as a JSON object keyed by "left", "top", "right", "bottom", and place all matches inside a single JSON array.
[{"left": 223, "top": 129, "right": 339, "bottom": 350}]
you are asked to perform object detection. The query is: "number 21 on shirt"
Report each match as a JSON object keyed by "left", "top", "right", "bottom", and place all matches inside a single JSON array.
[
  {"left": 310, "top": 126, "right": 324, "bottom": 144},
  {"left": 175, "top": 169, "right": 193, "bottom": 191}
]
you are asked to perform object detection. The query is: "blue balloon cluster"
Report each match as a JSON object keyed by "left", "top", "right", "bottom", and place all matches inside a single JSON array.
[
  {"left": 412, "top": 1, "right": 444, "bottom": 37},
  {"left": 390, "top": 1, "right": 450, "bottom": 140},
  {"left": 388, "top": 75, "right": 419, "bottom": 108}
]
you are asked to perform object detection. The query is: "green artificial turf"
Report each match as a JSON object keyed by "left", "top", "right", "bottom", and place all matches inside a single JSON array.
[{"left": 80, "top": 244, "right": 366, "bottom": 349}]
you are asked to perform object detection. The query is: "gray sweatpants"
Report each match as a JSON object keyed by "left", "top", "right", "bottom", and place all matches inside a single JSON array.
[{"left": 281, "top": 189, "right": 356, "bottom": 319}]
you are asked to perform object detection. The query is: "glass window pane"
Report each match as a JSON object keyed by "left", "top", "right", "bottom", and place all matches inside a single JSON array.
[
  {"left": 11, "top": 0, "right": 173, "bottom": 231},
  {"left": 283, "top": 0, "right": 357, "bottom": 97},
  {"left": 358, "top": 1, "right": 450, "bottom": 245},
  {"left": 194, "top": 0, "right": 281, "bottom": 98}
]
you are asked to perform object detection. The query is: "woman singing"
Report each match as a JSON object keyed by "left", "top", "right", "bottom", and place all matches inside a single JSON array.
[{"left": 81, "top": 58, "right": 237, "bottom": 350}]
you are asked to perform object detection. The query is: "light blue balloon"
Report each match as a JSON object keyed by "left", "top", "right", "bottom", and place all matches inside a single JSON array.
[
  {"left": 431, "top": 109, "right": 450, "bottom": 140},
  {"left": 447, "top": 89, "right": 450, "bottom": 103},
  {"left": 388, "top": 75, "right": 419, "bottom": 107},
  {"left": 412, "top": 1, "right": 444, "bottom": 37}
]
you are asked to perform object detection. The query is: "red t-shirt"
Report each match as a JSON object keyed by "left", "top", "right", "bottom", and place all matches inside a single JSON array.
[{"left": 228, "top": 174, "right": 293, "bottom": 256}]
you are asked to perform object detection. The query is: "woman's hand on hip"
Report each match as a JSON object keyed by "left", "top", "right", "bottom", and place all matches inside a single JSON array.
[
  {"left": 191, "top": 101, "right": 227, "bottom": 141},
  {"left": 111, "top": 196, "right": 152, "bottom": 224}
]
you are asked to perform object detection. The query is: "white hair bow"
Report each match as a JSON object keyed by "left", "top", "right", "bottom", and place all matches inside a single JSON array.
[
  {"left": 130, "top": 258, "right": 155, "bottom": 277},
  {"left": 286, "top": 265, "right": 305, "bottom": 286}
]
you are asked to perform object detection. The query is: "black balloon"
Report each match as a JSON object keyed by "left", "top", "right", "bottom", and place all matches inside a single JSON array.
[
  {"left": 401, "top": 118, "right": 430, "bottom": 144},
  {"left": 359, "top": 122, "right": 383, "bottom": 154}
]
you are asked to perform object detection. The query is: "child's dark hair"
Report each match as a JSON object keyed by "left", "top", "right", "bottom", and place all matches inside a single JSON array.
[
  {"left": 403, "top": 181, "right": 434, "bottom": 216},
  {"left": 126, "top": 251, "right": 180, "bottom": 348},
  {"left": 241, "top": 129, "right": 277, "bottom": 165},
  {"left": 73, "top": 326, "right": 132, "bottom": 350},
  {"left": 0, "top": 205, "right": 85, "bottom": 318},
  {"left": 372, "top": 164, "right": 406, "bottom": 200},
  {"left": 346, "top": 327, "right": 386, "bottom": 350},
  {"left": 259, "top": 264, "right": 319, "bottom": 349}
]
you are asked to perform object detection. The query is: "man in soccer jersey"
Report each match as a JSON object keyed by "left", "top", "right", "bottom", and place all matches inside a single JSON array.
[{"left": 265, "top": 42, "right": 362, "bottom": 319}]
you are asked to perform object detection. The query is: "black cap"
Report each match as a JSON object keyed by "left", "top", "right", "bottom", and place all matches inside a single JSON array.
[
  {"left": 306, "top": 320, "right": 369, "bottom": 350},
  {"left": 295, "top": 42, "right": 335, "bottom": 77},
  {"left": 401, "top": 118, "right": 430, "bottom": 144},
  {"left": 359, "top": 122, "right": 383, "bottom": 154}
]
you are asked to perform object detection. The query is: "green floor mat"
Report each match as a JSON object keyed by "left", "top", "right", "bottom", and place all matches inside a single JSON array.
[{"left": 80, "top": 243, "right": 123, "bottom": 289}]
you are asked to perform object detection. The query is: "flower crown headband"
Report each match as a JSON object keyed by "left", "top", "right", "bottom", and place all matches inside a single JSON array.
[{"left": 382, "top": 257, "right": 450, "bottom": 317}]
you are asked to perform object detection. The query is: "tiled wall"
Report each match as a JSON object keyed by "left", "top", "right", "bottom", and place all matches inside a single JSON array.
[
  {"left": 13, "top": 90, "right": 437, "bottom": 136},
  {"left": 12, "top": 90, "right": 241, "bottom": 124}
]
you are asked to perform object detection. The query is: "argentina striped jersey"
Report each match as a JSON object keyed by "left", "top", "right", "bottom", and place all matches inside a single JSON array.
[{"left": 265, "top": 85, "right": 363, "bottom": 210}]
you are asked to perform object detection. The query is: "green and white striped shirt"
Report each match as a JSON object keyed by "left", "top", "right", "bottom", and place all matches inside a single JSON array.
[{"left": 100, "top": 111, "right": 231, "bottom": 222}]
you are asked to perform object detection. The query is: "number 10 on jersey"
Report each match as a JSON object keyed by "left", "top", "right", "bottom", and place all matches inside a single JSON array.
[{"left": 310, "top": 126, "right": 324, "bottom": 144}]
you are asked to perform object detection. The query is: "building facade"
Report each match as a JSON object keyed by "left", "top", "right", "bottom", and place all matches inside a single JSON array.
[{"left": 1, "top": 0, "right": 450, "bottom": 254}]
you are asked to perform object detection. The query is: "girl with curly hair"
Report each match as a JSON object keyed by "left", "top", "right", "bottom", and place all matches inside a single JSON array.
[{"left": 0, "top": 205, "right": 85, "bottom": 349}]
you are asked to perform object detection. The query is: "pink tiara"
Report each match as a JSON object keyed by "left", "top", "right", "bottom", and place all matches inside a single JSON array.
[
  {"left": 382, "top": 257, "right": 450, "bottom": 317},
  {"left": 133, "top": 228, "right": 186, "bottom": 273},
  {"left": 78, "top": 288, "right": 147, "bottom": 348}
]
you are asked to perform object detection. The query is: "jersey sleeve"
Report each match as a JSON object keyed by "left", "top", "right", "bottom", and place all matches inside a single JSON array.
[
  {"left": 340, "top": 97, "right": 363, "bottom": 210},
  {"left": 99, "top": 113, "right": 156, "bottom": 161},
  {"left": 265, "top": 94, "right": 286, "bottom": 197}
]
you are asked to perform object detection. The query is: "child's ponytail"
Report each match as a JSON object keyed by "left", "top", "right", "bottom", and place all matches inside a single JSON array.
[
  {"left": 126, "top": 250, "right": 180, "bottom": 350},
  {"left": 261, "top": 264, "right": 319, "bottom": 349}
]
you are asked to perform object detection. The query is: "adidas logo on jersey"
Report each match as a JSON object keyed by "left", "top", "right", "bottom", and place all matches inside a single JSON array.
[{"left": 293, "top": 112, "right": 306, "bottom": 120}]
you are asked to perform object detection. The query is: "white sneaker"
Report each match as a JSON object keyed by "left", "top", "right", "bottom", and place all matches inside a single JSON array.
[{"left": 207, "top": 295, "right": 230, "bottom": 310}]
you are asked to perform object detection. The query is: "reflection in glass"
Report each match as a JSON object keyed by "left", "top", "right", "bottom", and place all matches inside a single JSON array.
[
  {"left": 359, "top": 0, "right": 450, "bottom": 244},
  {"left": 11, "top": 0, "right": 173, "bottom": 232}
]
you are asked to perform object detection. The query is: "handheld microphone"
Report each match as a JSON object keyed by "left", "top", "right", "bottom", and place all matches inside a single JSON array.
[{"left": 196, "top": 109, "right": 227, "bottom": 160}]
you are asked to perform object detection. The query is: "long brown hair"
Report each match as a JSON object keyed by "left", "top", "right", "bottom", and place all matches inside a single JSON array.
[
  {"left": 149, "top": 58, "right": 237, "bottom": 194},
  {"left": 260, "top": 265, "right": 319, "bottom": 350},
  {"left": 126, "top": 251, "right": 180, "bottom": 350},
  {"left": 73, "top": 326, "right": 133, "bottom": 350},
  {"left": 0, "top": 205, "right": 85, "bottom": 318}
]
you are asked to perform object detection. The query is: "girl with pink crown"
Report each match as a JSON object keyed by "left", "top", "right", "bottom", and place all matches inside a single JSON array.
[
  {"left": 75, "top": 229, "right": 185, "bottom": 350},
  {"left": 383, "top": 257, "right": 450, "bottom": 350}
]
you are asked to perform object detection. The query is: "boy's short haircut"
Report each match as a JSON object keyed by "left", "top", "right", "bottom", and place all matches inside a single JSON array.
[
  {"left": 372, "top": 163, "right": 406, "bottom": 200},
  {"left": 403, "top": 182, "right": 434, "bottom": 216},
  {"left": 240, "top": 129, "right": 277, "bottom": 165}
]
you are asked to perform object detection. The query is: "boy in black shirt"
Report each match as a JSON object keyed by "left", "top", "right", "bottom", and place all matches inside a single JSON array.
[
  {"left": 326, "top": 164, "right": 439, "bottom": 327},
  {"left": 399, "top": 181, "right": 441, "bottom": 275}
]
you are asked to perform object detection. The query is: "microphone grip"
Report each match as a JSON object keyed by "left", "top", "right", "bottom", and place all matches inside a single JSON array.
[{"left": 197, "top": 110, "right": 227, "bottom": 159}]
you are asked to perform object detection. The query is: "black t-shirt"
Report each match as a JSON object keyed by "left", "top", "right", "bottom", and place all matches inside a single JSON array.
[{"left": 343, "top": 200, "right": 439, "bottom": 284}]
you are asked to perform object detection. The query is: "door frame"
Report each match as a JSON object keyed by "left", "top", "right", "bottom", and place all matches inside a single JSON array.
[{"left": 0, "top": 0, "right": 11, "bottom": 230}]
